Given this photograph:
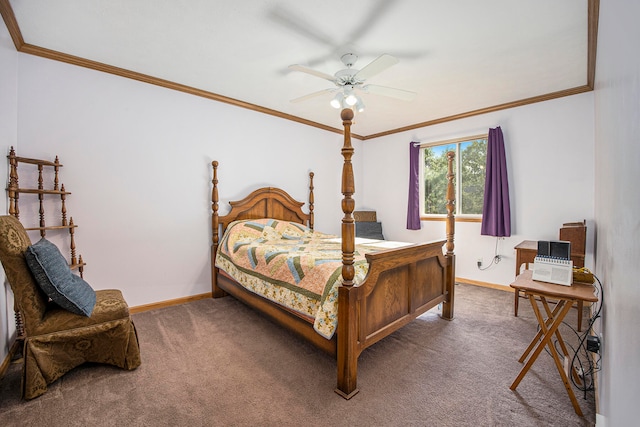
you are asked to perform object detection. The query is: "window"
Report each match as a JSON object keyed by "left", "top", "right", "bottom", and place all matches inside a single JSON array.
[{"left": 420, "top": 135, "right": 487, "bottom": 219}]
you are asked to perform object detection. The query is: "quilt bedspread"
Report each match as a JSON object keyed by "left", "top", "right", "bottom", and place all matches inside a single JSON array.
[{"left": 215, "top": 218, "right": 393, "bottom": 339}]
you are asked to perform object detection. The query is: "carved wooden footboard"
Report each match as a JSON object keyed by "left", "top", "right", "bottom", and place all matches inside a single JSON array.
[
  {"left": 335, "top": 109, "right": 455, "bottom": 397},
  {"left": 210, "top": 109, "right": 455, "bottom": 399}
]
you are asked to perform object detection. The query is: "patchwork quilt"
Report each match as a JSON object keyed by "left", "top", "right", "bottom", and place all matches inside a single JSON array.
[{"left": 215, "top": 218, "right": 404, "bottom": 339}]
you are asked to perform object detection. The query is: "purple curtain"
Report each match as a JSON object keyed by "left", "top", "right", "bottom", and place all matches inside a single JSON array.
[
  {"left": 481, "top": 126, "right": 511, "bottom": 237},
  {"left": 407, "top": 141, "right": 421, "bottom": 230}
]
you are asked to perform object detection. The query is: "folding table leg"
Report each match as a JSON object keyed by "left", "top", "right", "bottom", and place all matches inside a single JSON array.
[
  {"left": 517, "top": 295, "right": 565, "bottom": 363},
  {"left": 510, "top": 295, "right": 583, "bottom": 416},
  {"left": 540, "top": 297, "right": 583, "bottom": 386}
]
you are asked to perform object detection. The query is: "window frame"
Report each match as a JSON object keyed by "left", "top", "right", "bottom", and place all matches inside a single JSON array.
[{"left": 418, "top": 133, "right": 488, "bottom": 222}]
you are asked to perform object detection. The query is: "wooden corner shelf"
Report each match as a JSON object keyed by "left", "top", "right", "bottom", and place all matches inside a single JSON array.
[
  {"left": 6, "top": 146, "right": 89, "bottom": 342},
  {"left": 6, "top": 146, "right": 85, "bottom": 276}
]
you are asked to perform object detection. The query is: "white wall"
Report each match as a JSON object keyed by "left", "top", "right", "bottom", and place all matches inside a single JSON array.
[
  {"left": 10, "top": 53, "right": 362, "bottom": 311},
  {"left": 362, "top": 93, "right": 595, "bottom": 287},
  {"left": 593, "top": 1, "right": 640, "bottom": 425},
  {"left": 0, "top": 17, "right": 17, "bottom": 365}
]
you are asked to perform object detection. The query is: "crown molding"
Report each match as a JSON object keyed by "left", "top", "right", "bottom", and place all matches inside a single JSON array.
[{"left": 0, "top": 0, "right": 598, "bottom": 141}]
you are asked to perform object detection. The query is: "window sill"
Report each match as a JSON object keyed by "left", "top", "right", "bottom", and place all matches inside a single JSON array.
[{"left": 420, "top": 216, "right": 482, "bottom": 223}]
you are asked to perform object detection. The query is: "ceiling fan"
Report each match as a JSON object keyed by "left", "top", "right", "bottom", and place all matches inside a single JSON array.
[{"left": 289, "top": 53, "right": 416, "bottom": 112}]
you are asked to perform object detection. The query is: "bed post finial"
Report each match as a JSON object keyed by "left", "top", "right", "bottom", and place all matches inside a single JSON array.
[
  {"left": 308, "top": 172, "right": 315, "bottom": 230},
  {"left": 211, "top": 160, "right": 225, "bottom": 298},
  {"left": 212, "top": 161, "right": 219, "bottom": 247},
  {"left": 445, "top": 151, "right": 455, "bottom": 256},
  {"left": 340, "top": 108, "right": 355, "bottom": 285},
  {"left": 442, "top": 151, "right": 456, "bottom": 320},
  {"left": 336, "top": 108, "right": 360, "bottom": 400}
]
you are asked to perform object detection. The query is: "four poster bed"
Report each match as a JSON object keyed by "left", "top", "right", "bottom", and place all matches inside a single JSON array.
[{"left": 210, "top": 109, "right": 456, "bottom": 399}]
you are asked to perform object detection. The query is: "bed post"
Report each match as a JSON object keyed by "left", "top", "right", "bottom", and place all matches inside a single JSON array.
[
  {"left": 211, "top": 161, "right": 226, "bottom": 298},
  {"left": 441, "top": 151, "right": 456, "bottom": 319},
  {"left": 335, "top": 108, "right": 359, "bottom": 399},
  {"left": 308, "top": 172, "right": 315, "bottom": 230}
]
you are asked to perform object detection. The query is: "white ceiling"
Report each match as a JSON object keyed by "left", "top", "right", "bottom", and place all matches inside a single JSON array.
[{"left": 6, "top": 0, "right": 592, "bottom": 138}]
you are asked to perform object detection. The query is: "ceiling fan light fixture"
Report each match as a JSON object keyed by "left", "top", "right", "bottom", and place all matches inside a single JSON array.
[
  {"left": 345, "top": 93, "right": 358, "bottom": 106},
  {"left": 290, "top": 52, "right": 412, "bottom": 113},
  {"left": 330, "top": 93, "right": 343, "bottom": 109}
]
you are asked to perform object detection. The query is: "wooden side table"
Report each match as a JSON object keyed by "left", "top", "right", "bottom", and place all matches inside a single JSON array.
[
  {"left": 513, "top": 240, "right": 585, "bottom": 331},
  {"left": 509, "top": 270, "right": 598, "bottom": 416},
  {"left": 513, "top": 240, "right": 540, "bottom": 317}
]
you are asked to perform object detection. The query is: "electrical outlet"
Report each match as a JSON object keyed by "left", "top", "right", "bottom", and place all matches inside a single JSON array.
[{"left": 477, "top": 258, "right": 482, "bottom": 268}]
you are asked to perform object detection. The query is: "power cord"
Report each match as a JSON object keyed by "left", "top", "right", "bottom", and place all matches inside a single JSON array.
[
  {"left": 569, "top": 273, "right": 603, "bottom": 398},
  {"left": 538, "top": 273, "right": 603, "bottom": 399},
  {"left": 477, "top": 237, "right": 502, "bottom": 270}
]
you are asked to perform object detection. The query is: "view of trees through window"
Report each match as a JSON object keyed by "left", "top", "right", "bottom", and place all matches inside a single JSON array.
[{"left": 422, "top": 137, "right": 487, "bottom": 216}]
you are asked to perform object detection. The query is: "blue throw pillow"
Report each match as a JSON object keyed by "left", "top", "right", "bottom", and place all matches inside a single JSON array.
[{"left": 24, "top": 238, "right": 96, "bottom": 317}]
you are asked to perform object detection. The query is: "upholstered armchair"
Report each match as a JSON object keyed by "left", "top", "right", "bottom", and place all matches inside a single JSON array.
[{"left": 0, "top": 215, "right": 141, "bottom": 399}]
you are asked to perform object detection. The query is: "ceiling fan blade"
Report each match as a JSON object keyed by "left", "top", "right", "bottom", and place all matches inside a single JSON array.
[
  {"left": 288, "top": 64, "right": 337, "bottom": 82},
  {"left": 269, "top": 6, "right": 337, "bottom": 49},
  {"left": 363, "top": 84, "right": 416, "bottom": 101},
  {"left": 347, "top": 0, "right": 397, "bottom": 45},
  {"left": 354, "top": 54, "right": 399, "bottom": 81},
  {"left": 290, "top": 88, "right": 337, "bottom": 103}
]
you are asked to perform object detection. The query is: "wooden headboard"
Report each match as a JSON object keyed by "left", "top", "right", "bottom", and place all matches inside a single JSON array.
[{"left": 210, "top": 161, "right": 315, "bottom": 252}]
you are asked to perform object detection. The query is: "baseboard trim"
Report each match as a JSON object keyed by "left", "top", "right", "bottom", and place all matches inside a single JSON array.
[
  {"left": 129, "top": 292, "right": 212, "bottom": 314},
  {"left": 0, "top": 340, "right": 20, "bottom": 379},
  {"left": 456, "top": 277, "right": 513, "bottom": 292}
]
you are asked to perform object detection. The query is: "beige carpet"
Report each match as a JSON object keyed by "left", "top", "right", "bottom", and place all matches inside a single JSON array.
[{"left": 0, "top": 284, "right": 596, "bottom": 426}]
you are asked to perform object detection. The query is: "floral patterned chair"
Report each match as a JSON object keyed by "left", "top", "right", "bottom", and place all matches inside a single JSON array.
[{"left": 0, "top": 215, "right": 141, "bottom": 399}]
